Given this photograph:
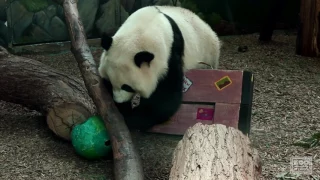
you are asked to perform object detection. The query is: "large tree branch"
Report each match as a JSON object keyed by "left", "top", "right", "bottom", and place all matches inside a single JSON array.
[
  {"left": 0, "top": 47, "right": 95, "bottom": 140},
  {"left": 55, "top": 0, "right": 144, "bottom": 179}
]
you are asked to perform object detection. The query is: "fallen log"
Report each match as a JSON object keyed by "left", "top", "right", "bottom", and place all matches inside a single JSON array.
[
  {"left": 0, "top": 46, "right": 95, "bottom": 140},
  {"left": 54, "top": 0, "right": 144, "bottom": 179},
  {"left": 170, "top": 123, "right": 262, "bottom": 180}
]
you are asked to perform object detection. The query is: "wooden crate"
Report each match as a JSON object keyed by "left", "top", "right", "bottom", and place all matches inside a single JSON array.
[{"left": 148, "top": 69, "right": 254, "bottom": 136}]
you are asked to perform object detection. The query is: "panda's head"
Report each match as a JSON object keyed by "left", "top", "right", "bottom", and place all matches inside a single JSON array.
[{"left": 98, "top": 32, "right": 169, "bottom": 103}]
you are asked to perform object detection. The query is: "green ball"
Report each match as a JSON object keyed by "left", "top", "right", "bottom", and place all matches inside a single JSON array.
[{"left": 71, "top": 115, "right": 112, "bottom": 160}]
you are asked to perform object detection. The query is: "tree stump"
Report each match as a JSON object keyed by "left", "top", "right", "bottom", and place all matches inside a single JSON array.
[
  {"left": 296, "top": 0, "right": 320, "bottom": 57},
  {"left": 169, "top": 123, "right": 261, "bottom": 180},
  {"left": 0, "top": 46, "right": 96, "bottom": 140}
]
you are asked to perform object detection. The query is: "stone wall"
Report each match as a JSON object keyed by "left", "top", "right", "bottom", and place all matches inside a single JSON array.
[
  {"left": 0, "top": 0, "right": 7, "bottom": 47},
  {"left": 2, "top": 0, "right": 180, "bottom": 46}
]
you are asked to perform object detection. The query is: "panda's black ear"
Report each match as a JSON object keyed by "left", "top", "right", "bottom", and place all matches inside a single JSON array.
[
  {"left": 101, "top": 33, "right": 113, "bottom": 51},
  {"left": 134, "top": 51, "right": 154, "bottom": 68}
]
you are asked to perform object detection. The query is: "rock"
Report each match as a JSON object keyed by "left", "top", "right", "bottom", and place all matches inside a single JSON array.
[
  {"left": 8, "top": 1, "right": 24, "bottom": 24},
  {"left": 34, "top": 11, "right": 47, "bottom": 28},
  {"left": 0, "top": 20, "right": 8, "bottom": 38},
  {"left": 33, "top": 10, "right": 52, "bottom": 35},
  {"left": 131, "top": 0, "right": 180, "bottom": 13},
  {"left": 12, "top": 14, "right": 33, "bottom": 40},
  {"left": 130, "top": 0, "right": 142, "bottom": 14},
  {"left": 120, "top": 0, "right": 135, "bottom": 12},
  {"left": 0, "top": 20, "right": 8, "bottom": 47},
  {"left": 28, "top": 24, "right": 53, "bottom": 42},
  {"left": 100, "top": 0, "right": 110, "bottom": 4},
  {"left": 45, "top": 5, "right": 57, "bottom": 19},
  {"left": 134, "top": 0, "right": 151, "bottom": 8},
  {"left": 154, "top": 0, "right": 181, "bottom": 6},
  {"left": 9, "top": 1, "right": 33, "bottom": 38},
  {"left": 49, "top": 16, "right": 68, "bottom": 40},
  {"left": 78, "top": 0, "right": 99, "bottom": 34},
  {"left": 96, "top": 0, "right": 129, "bottom": 35},
  {"left": 33, "top": 5, "right": 68, "bottom": 41},
  {"left": 0, "top": 1, "right": 7, "bottom": 21},
  {"left": 0, "top": 1, "right": 6, "bottom": 8},
  {"left": 56, "top": 5, "right": 64, "bottom": 19},
  {"left": 0, "top": 37, "right": 6, "bottom": 47}
]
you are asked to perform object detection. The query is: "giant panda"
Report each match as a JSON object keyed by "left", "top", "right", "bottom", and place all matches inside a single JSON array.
[{"left": 98, "top": 5, "right": 221, "bottom": 131}]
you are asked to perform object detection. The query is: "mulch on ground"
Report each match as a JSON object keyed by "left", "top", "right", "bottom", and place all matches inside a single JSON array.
[{"left": 1, "top": 31, "right": 319, "bottom": 180}]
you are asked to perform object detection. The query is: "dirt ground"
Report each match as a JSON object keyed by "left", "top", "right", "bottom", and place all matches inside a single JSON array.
[{"left": 1, "top": 31, "right": 320, "bottom": 180}]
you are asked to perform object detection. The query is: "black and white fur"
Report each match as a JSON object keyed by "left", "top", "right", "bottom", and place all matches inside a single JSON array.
[{"left": 99, "top": 6, "right": 221, "bottom": 131}]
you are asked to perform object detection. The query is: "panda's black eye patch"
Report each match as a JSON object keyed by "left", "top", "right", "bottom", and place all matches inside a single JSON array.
[
  {"left": 121, "top": 84, "right": 135, "bottom": 93},
  {"left": 134, "top": 51, "right": 154, "bottom": 68}
]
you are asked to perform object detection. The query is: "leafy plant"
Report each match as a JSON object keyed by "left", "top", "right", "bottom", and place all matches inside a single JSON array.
[
  {"left": 275, "top": 172, "right": 300, "bottom": 179},
  {"left": 293, "top": 132, "right": 320, "bottom": 148}
]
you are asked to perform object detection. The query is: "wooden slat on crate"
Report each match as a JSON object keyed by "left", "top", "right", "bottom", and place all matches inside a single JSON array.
[{"left": 148, "top": 69, "right": 254, "bottom": 136}]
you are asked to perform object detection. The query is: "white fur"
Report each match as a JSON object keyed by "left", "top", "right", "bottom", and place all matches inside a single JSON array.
[
  {"left": 98, "top": 6, "right": 221, "bottom": 103},
  {"left": 156, "top": 6, "right": 221, "bottom": 70}
]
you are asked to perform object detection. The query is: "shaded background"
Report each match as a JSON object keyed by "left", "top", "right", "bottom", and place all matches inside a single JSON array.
[{"left": 0, "top": 0, "right": 300, "bottom": 46}]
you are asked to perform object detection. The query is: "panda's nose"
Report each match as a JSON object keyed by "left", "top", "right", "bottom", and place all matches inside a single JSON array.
[{"left": 113, "top": 94, "right": 124, "bottom": 103}]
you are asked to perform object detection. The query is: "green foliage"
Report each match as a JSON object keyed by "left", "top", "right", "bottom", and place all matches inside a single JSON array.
[
  {"left": 275, "top": 172, "right": 300, "bottom": 179},
  {"left": 20, "top": 0, "right": 49, "bottom": 12},
  {"left": 293, "top": 132, "right": 320, "bottom": 148}
]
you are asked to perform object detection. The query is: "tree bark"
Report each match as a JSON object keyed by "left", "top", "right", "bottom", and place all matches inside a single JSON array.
[
  {"left": 296, "top": 0, "right": 320, "bottom": 57},
  {"left": 54, "top": 0, "right": 144, "bottom": 180},
  {"left": 169, "top": 123, "right": 262, "bottom": 180},
  {"left": 0, "top": 47, "right": 95, "bottom": 140}
]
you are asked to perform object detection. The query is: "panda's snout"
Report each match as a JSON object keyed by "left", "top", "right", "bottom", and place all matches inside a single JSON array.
[
  {"left": 113, "top": 90, "right": 133, "bottom": 103},
  {"left": 113, "top": 94, "right": 125, "bottom": 103}
]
